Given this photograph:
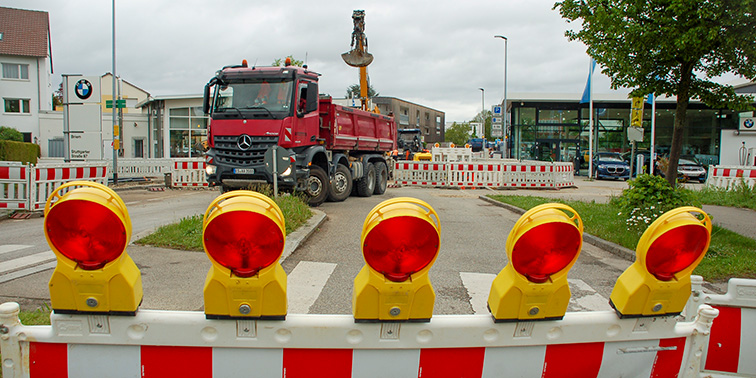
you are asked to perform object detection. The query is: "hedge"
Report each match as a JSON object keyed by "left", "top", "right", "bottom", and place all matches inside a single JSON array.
[{"left": 0, "top": 140, "right": 40, "bottom": 164}]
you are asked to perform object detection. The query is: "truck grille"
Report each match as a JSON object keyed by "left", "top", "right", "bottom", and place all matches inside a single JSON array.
[{"left": 214, "top": 135, "right": 278, "bottom": 166}]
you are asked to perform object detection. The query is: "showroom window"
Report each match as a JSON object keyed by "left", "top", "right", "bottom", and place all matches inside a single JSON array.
[{"left": 169, "top": 107, "right": 208, "bottom": 157}]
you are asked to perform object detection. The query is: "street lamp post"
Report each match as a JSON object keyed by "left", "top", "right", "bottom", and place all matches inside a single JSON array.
[
  {"left": 494, "top": 35, "right": 508, "bottom": 157},
  {"left": 479, "top": 88, "right": 485, "bottom": 138}
]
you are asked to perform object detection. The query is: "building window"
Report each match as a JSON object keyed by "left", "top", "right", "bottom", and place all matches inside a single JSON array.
[
  {"left": 2, "top": 63, "right": 29, "bottom": 80},
  {"left": 169, "top": 107, "right": 208, "bottom": 157},
  {"left": 4, "top": 98, "right": 30, "bottom": 113}
]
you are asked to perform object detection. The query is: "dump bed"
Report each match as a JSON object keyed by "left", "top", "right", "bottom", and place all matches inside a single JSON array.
[{"left": 319, "top": 97, "right": 396, "bottom": 152}]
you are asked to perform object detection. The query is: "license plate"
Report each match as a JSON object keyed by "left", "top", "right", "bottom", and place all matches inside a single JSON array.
[{"left": 233, "top": 168, "right": 254, "bottom": 174}]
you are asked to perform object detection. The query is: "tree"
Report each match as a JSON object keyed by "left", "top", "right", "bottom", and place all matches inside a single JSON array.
[
  {"left": 52, "top": 82, "right": 63, "bottom": 108},
  {"left": 0, "top": 126, "right": 24, "bottom": 142},
  {"left": 472, "top": 110, "right": 493, "bottom": 140},
  {"left": 555, "top": 0, "right": 756, "bottom": 187},
  {"left": 444, "top": 122, "right": 472, "bottom": 146},
  {"left": 346, "top": 83, "right": 379, "bottom": 98},
  {"left": 272, "top": 56, "right": 304, "bottom": 67}
]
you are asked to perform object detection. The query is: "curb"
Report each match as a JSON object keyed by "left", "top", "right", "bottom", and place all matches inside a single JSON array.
[
  {"left": 478, "top": 195, "right": 636, "bottom": 262},
  {"left": 280, "top": 209, "right": 327, "bottom": 263}
]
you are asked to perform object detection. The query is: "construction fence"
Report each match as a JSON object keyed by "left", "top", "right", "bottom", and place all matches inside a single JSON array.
[
  {"left": 0, "top": 158, "right": 207, "bottom": 211},
  {"left": 705, "top": 165, "right": 756, "bottom": 190},
  {"left": 394, "top": 160, "right": 575, "bottom": 189}
]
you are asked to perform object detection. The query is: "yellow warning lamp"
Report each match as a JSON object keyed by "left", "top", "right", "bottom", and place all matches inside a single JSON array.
[
  {"left": 353, "top": 197, "right": 440, "bottom": 322},
  {"left": 610, "top": 206, "right": 711, "bottom": 318},
  {"left": 202, "top": 190, "right": 287, "bottom": 319},
  {"left": 488, "top": 203, "right": 583, "bottom": 322},
  {"left": 45, "top": 181, "right": 142, "bottom": 315}
]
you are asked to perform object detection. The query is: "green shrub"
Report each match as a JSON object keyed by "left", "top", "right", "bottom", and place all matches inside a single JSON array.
[
  {"left": 0, "top": 140, "right": 40, "bottom": 164},
  {"left": 611, "top": 174, "right": 700, "bottom": 231},
  {"left": 0, "top": 126, "right": 23, "bottom": 141}
]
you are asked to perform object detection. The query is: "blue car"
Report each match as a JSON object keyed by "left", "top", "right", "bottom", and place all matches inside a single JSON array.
[{"left": 592, "top": 152, "right": 631, "bottom": 180}]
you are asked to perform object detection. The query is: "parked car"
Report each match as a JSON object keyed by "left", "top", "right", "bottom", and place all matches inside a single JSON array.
[
  {"left": 592, "top": 152, "right": 631, "bottom": 180},
  {"left": 678, "top": 155, "right": 707, "bottom": 183}
]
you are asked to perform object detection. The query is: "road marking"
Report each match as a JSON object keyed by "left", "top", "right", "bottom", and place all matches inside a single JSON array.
[
  {"left": 287, "top": 261, "right": 336, "bottom": 314},
  {"left": 0, "top": 261, "right": 56, "bottom": 284},
  {"left": 460, "top": 272, "right": 495, "bottom": 314},
  {"left": 0, "top": 250, "right": 56, "bottom": 275},
  {"left": 0, "top": 244, "right": 33, "bottom": 255},
  {"left": 460, "top": 272, "right": 611, "bottom": 314}
]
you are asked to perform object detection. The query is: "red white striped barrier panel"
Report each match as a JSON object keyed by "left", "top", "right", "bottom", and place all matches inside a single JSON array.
[
  {"left": 393, "top": 162, "right": 448, "bottom": 187},
  {"left": 0, "top": 162, "right": 28, "bottom": 210},
  {"left": 689, "top": 277, "right": 756, "bottom": 376},
  {"left": 29, "top": 162, "right": 108, "bottom": 210},
  {"left": 447, "top": 163, "right": 502, "bottom": 188},
  {"left": 171, "top": 158, "right": 208, "bottom": 187},
  {"left": 706, "top": 165, "right": 756, "bottom": 190},
  {"left": 0, "top": 303, "right": 720, "bottom": 378}
]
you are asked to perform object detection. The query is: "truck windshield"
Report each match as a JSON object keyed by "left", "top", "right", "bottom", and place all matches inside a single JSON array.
[{"left": 214, "top": 79, "right": 293, "bottom": 118}]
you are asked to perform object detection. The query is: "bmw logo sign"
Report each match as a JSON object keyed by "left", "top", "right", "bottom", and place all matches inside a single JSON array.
[
  {"left": 75, "top": 79, "right": 93, "bottom": 100},
  {"left": 745, "top": 118, "right": 755, "bottom": 129}
]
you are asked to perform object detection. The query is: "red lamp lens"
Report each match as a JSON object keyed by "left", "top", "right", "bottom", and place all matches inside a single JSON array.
[
  {"left": 646, "top": 224, "right": 708, "bottom": 281},
  {"left": 203, "top": 211, "right": 284, "bottom": 277},
  {"left": 46, "top": 200, "right": 127, "bottom": 270},
  {"left": 363, "top": 216, "right": 439, "bottom": 282},
  {"left": 511, "top": 222, "right": 581, "bottom": 283}
]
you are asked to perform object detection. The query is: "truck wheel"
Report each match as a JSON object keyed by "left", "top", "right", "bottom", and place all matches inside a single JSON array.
[
  {"left": 356, "top": 162, "right": 376, "bottom": 197},
  {"left": 373, "top": 162, "right": 388, "bottom": 195},
  {"left": 306, "top": 166, "right": 328, "bottom": 206},
  {"left": 327, "top": 164, "right": 352, "bottom": 202}
]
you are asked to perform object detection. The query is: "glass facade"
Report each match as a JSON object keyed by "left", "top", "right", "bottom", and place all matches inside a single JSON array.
[
  {"left": 169, "top": 107, "right": 208, "bottom": 158},
  {"left": 510, "top": 100, "right": 739, "bottom": 166}
]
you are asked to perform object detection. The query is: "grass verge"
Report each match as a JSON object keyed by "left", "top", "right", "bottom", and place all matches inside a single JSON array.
[
  {"left": 136, "top": 192, "right": 312, "bottom": 252},
  {"left": 686, "top": 181, "right": 756, "bottom": 211},
  {"left": 488, "top": 194, "right": 756, "bottom": 282}
]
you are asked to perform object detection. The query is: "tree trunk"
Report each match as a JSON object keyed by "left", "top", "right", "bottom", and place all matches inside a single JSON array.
[{"left": 666, "top": 63, "right": 694, "bottom": 188}]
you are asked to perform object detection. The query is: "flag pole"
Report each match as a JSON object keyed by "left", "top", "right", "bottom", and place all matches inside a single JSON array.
[{"left": 649, "top": 94, "right": 656, "bottom": 174}]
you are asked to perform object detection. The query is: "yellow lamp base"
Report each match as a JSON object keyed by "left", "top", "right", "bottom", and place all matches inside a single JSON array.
[
  {"left": 203, "top": 263, "right": 287, "bottom": 320},
  {"left": 352, "top": 266, "right": 434, "bottom": 322}
]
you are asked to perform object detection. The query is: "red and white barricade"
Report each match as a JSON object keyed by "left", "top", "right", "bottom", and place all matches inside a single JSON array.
[
  {"left": 171, "top": 158, "right": 208, "bottom": 187},
  {"left": 431, "top": 147, "right": 473, "bottom": 162},
  {"left": 393, "top": 162, "right": 448, "bottom": 187},
  {"left": 688, "top": 277, "right": 756, "bottom": 376},
  {"left": 0, "top": 162, "right": 29, "bottom": 210},
  {"left": 28, "top": 162, "right": 108, "bottom": 210},
  {"left": 0, "top": 301, "right": 720, "bottom": 378},
  {"left": 447, "top": 163, "right": 502, "bottom": 188},
  {"left": 706, "top": 166, "right": 756, "bottom": 190}
]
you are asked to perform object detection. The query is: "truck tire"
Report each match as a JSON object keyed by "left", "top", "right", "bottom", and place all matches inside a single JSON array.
[
  {"left": 356, "top": 162, "right": 376, "bottom": 197},
  {"left": 306, "top": 166, "right": 329, "bottom": 206},
  {"left": 373, "top": 162, "right": 388, "bottom": 195},
  {"left": 327, "top": 164, "right": 352, "bottom": 202}
]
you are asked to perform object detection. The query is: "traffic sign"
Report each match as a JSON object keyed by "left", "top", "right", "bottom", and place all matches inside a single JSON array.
[
  {"left": 492, "top": 105, "right": 502, "bottom": 115},
  {"left": 492, "top": 117, "right": 502, "bottom": 124},
  {"left": 106, "top": 99, "right": 126, "bottom": 109}
]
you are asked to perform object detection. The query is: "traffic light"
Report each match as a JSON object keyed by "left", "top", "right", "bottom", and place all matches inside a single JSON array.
[
  {"left": 353, "top": 197, "right": 440, "bottom": 322},
  {"left": 45, "top": 181, "right": 142, "bottom": 315},
  {"left": 610, "top": 206, "right": 711, "bottom": 318},
  {"left": 202, "top": 191, "right": 287, "bottom": 319},
  {"left": 488, "top": 203, "right": 583, "bottom": 322}
]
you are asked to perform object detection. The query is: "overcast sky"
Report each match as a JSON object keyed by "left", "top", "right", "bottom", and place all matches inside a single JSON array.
[{"left": 4, "top": 0, "right": 712, "bottom": 122}]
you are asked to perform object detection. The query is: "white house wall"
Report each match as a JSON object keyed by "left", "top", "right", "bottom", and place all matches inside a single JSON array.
[{"left": 0, "top": 54, "right": 50, "bottom": 139}]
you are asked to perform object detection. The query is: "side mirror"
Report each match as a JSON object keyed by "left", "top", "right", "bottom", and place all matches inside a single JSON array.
[
  {"left": 306, "top": 83, "right": 319, "bottom": 113},
  {"left": 202, "top": 82, "right": 212, "bottom": 115}
]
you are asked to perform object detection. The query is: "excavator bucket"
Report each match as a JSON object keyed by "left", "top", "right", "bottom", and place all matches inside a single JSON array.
[{"left": 342, "top": 49, "right": 374, "bottom": 67}]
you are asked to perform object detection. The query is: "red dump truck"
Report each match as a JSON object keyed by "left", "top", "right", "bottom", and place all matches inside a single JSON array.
[{"left": 202, "top": 61, "right": 396, "bottom": 206}]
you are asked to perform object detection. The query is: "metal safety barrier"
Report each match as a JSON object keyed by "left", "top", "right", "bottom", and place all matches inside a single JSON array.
[{"left": 705, "top": 165, "right": 756, "bottom": 190}]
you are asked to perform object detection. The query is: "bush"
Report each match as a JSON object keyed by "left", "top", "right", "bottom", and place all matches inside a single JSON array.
[
  {"left": 611, "top": 174, "right": 700, "bottom": 231},
  {"left": 0, "top": 139, "right": 40, "bottom": 164},
  {"left": 0, "top": 126, "right": 23, "bottom": 142}
]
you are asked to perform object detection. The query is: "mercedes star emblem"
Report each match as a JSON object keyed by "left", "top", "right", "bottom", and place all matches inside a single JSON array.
[{"left": 237, "top": 134, "right": 253, "bottom": 150}]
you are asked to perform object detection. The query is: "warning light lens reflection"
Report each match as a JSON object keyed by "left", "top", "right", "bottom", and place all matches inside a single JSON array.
[
  {"left": 204, "top": 211, "right": 284, "bottom": 277},
  {"left": 512, "top": 223, "right": 581, "bottom": 283},
  {"left": 363, "top": 216, "right": 439, "bottom": 282},
  {"left": 46, "top": 200, "right": 127, "bottom": 270},
  {"left": 645, "top": 224, "right": 708, "bottom": 281}
]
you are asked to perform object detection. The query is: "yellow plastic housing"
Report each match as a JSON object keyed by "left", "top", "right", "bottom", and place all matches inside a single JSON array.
[
  {"left": 610, "top": 207, "right": 711, "bottom": 318},
  {"left": 488, "top": 203, "right": 583, "bottom": 322},
  {"left": 202, "top": 191, "right": 287, "bottom": 319},
  {"left": 353, "top": 197, "right": 440, "bottom": 322},
  {"left": 45, "top": 181, "right": 142, "bottom": 315}
]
